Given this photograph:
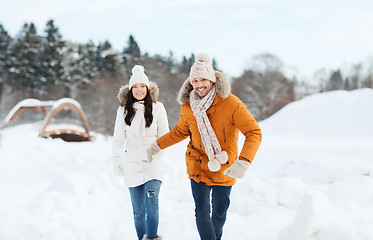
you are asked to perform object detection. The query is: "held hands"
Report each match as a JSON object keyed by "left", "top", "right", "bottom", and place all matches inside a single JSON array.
[
  {"left": 146, "top": 141, "right": 161, "bottom": 162},
  {"left": 113, "top": 157, "right": 124, "bottom": 176},
  {"left": 223, "top": 159, "right": 250, "bottom": 179}
]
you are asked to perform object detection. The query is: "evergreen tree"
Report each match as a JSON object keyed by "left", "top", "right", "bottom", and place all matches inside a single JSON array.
[
  {"left": 0, "top": 24, "right": 12, "bottom": 80},
  {"left": 9, "top": 25, "right": 27, "bottom": 89},
  {"left": 42, "top": 19, "right": 66, "bottom": 86},
  {"left": 80, "top": 40, "right": 98, "bottom": 82},
  {"left": 9, "top": 23, "right": 43, "bottom": 91},
  {"left": 327, "top": 70, "right": 344, "bottom": 91},
  {"left": 97, "top": 40, "right": 121, "bottom": 74},
  {"left": 165, "top": 50, "right": 176, "bottom": 71},
  {"left": 177, "top": 53, "right": 195, "bottom": 74},
  {"left": 62, "top": 40, "right": 98, "bottom": 91},
  {"left": 123, "top": 34, "right": 141, "bottom": 58},
  {"left": 189, "top": 53, "right": 195, "bottom": 68},
  {"left": 350, "top": 63, "right": 362, "bottom": 90},
  {"left": 62, "top": 42, "right": 84, "bottom": 89},
  {"left": 178, "top": 56, "right": 189, "bottom": 74},
  {"left": 345, "top": 77, "right": 350, "bottom": 90},
  {"left": 153, "top": 50, "right": 176, "bottom": 71},
  {"left": 212, "top": 58, "right": 218, "bottom": 71}
]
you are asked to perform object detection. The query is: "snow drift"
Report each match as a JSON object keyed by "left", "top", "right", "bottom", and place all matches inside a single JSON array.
[{"left": 0, "top": 89, "right": 373, "bottom": 239}]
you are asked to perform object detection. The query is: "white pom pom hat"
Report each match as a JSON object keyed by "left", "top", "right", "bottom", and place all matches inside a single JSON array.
[
  {"left": 189, "top": 53, "right": 216, "bottom": 84},
  {"left": 129, "top": 65, "right": 150, "bottom": 89}
]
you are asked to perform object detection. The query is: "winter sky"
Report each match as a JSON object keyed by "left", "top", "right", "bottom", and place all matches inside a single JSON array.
[{"left": 1, "top": 0, "right": 373, "bottom": 78}]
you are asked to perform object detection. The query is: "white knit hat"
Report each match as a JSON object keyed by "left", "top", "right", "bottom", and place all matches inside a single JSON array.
[
  {"left": 189, "top": 53, "right": 216, "bottom": 83},
  {"left": 129, "top": 65, "right": 150, "bottom": 89}
]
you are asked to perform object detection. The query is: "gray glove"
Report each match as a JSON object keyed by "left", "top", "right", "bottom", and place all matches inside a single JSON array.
[
  {"left": 113, "top": 157, "right": 124, "bottom": 176},
  {"left": 223, "top": 159, "right": 250, "bottom": 179},
  {"left": 146, "top": 141, "right": 161, "bottom": 162}
]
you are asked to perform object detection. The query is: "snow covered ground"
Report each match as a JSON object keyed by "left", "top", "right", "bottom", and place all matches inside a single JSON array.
[{"left": 1, "top": 89, "right": 373, "bottom": 240}]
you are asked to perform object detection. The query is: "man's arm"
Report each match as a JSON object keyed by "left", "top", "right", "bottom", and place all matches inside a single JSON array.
[
  {"left": 157, "top": 111, "right": 190, "bottom": 150},
  {"left": 147, "top": 106, "right": 191, "bottom": 162},
  {"left": 233, "top": 101, "right": 262, "bottom": 163},
  {"left": 224, "top": 100, "right": 262, "bottom": 179}
]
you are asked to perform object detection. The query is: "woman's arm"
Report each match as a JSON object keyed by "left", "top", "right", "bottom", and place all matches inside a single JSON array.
[
  {"left": 112, "top": 106, "right": 126, "bottom": 160},
  {"left": 156, "top": 102, "right": 170, "bottom": 137}
]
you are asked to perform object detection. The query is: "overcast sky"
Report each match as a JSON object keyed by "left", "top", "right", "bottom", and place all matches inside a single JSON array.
[{"left": 1, "top": 0, "right": 373, "bottom": 79}]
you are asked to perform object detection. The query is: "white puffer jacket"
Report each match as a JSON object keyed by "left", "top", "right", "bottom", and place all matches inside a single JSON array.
[{"left": 112, "top": 82, "right": 169, "bottom": 187}]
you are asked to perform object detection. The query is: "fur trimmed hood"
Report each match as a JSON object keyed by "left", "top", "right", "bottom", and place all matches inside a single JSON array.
[
  {"left": 177, "top": 71, "right": 231, "bottom": 105},
  {"left": 117, "top": 81, "right": 159, "bottom": 106}
]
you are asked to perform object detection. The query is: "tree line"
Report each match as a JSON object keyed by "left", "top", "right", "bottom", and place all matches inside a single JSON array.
[
  {"left": 0, "top": 20, "right": 213, "bottom": 96},
  {"left": 1, "top": 19, "right": 372, "bottom": 135}
]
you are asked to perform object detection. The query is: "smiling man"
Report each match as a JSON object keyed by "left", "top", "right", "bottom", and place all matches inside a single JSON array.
[
  {"left": 191, "top": 77, "right": 214, "bottom": 98},
  {"left": 148, "top": 53, "right": 262, "bottom": 240}
]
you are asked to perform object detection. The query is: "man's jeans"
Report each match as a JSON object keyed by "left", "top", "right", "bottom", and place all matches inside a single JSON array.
[
  {"left": 129, "top": 179, "right": 161, "bottom": 240},
  {"left": 191, "top": 179, "right": 232, "bottom": 240}
]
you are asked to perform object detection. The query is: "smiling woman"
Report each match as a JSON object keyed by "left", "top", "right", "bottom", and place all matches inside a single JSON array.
[
  {"left": 112, "top": 65, "right": 169, "bottom": 240},
  {"left": 132, "top": 83, "right": 148, "bottom": 101}
]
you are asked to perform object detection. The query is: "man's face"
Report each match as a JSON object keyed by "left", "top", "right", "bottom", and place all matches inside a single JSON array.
[{"left": 191, "top": 78, "right": 214, "bottom": 98}]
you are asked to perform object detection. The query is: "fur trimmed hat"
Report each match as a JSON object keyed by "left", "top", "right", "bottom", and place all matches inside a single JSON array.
[
  {"left": 188, "top": 53, "right": 216, "bottom": 83},
  {"left": 129, "top": 65, "right": 150, "bottom": 89}
]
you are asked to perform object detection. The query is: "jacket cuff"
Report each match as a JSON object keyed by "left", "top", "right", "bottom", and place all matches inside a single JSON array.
[{"left": 238, "top": 156, "right": 251, "bottom": 163}]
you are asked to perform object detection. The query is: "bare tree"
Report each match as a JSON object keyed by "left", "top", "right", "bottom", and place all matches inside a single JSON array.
[{"left": 247, "top": 53, "right": 284, "bottom": 73}]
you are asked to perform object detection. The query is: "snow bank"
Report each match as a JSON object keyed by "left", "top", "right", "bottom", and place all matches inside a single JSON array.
[
  {"left": 260, "top": 88, "right": 373, "bottom": 137},
  {"left": 0, "top": 89, "right": 373, "bottom": 239},
  {"left": 278, "top": 191, "right": 354, "bottom": 240}
]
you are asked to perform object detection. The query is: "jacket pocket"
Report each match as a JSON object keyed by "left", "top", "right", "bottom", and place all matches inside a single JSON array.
[
  {"left": 222, "top": 124, "right": 227, "bottom": 143},
  {"left": 185, "top": 147, "right": 201, "bottom": 177}
]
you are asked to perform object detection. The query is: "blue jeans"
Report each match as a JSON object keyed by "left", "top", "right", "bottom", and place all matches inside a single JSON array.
[
  {"left": 129, "top": 179, "right": 161, "bottom": 240},
  {"left": 191, "top": 179, "right": 232, "bottom": 240}
]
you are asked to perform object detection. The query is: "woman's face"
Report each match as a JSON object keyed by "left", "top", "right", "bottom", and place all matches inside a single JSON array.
[{"left": 132, "top": 83, "right": 148, "bottom": 101}]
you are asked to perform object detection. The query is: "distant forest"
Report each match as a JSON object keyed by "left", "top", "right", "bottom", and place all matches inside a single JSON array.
[{"left": 1, "top": 20, "right": 372, "bottom": 135}]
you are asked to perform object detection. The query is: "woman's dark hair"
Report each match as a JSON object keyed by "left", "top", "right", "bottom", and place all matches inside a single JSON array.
[{"left": 125, "top": 87, "right": 153, "bottom": 127}]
